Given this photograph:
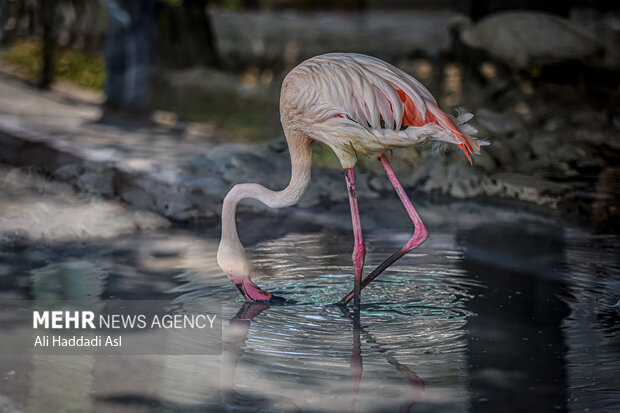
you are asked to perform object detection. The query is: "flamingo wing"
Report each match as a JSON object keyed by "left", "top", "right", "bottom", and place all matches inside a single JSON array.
[
  {"left": 280, "top": 53, "right": 481, "bottom": 167},
  {"left": 349, "top": 54, "right": 481, "bottom": 163},
  {"left": 284, "top": 53, "right": 483, "bottom": 166}
]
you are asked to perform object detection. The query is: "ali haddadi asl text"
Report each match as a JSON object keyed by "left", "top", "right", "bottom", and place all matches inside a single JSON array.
[{"left": 34, "top": 335, "right": 121, "bottom": 347}]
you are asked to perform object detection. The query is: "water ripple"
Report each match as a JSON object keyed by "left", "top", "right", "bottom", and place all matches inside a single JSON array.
[{"left": 168, "top": 231, "right": 474, "bottom": 411}]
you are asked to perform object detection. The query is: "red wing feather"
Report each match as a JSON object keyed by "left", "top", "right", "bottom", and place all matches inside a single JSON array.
[{"left": 396, "top": 87, "right": 475, "bottom": 164}]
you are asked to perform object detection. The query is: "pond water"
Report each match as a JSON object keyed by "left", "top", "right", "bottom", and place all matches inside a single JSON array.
[{"left": 0, "top": 197, "right": 618, "bottom": 413}]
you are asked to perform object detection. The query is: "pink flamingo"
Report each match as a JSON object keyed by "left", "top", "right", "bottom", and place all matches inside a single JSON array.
[{"left": 217, "top": 53, "right": 484, "bottom": 307}]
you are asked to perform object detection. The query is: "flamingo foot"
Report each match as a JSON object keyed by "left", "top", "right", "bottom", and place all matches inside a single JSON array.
[{"left": 234, "top": 279, "right": 285, "bottom": 304}]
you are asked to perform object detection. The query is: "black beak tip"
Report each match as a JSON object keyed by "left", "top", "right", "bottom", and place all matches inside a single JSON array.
[{"left": 267, "top": 294, "right": 286, "bottom": 305}]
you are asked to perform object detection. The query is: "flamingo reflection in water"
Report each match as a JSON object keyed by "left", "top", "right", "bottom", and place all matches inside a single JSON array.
[{"left": 221, "top": 303, "right": 425, "bottom": 412}]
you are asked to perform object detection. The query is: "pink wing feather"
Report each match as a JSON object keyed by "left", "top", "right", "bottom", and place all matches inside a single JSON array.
[
  {"left": 337, "top": 54, "right": 481, "bottom": 164},
  {"left": 285, "top": 53, "right": 483, "bottom": 165}
]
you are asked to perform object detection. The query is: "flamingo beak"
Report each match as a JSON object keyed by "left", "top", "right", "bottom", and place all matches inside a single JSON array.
[{"left": 234, "top": 281, "right": 286, "bottom": 304}]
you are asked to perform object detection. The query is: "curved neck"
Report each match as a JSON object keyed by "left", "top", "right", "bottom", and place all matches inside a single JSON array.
[{"left": 219, "top": 130, "right": 313, "bottom": 271}]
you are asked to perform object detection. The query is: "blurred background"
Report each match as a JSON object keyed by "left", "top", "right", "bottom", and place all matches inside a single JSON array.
[{"left": 0, "top": 0, "right": 618, "bottom": 230}]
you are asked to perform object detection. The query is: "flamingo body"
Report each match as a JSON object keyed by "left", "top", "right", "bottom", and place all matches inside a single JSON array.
[
  {"left": 280, "top": 53, "right": 481, "bottom": 167},
  {"left": 218, "top": 53, "right": 486, "bottom": 306}
]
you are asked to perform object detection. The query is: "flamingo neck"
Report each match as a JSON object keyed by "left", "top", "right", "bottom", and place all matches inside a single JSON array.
[{"left": 218, "top": 131, "right": 313, "bottom": 278}]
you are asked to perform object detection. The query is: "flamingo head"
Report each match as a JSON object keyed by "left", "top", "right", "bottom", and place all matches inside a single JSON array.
[{"left": 217, "top": 238, "right": 250, "bottom": 283}]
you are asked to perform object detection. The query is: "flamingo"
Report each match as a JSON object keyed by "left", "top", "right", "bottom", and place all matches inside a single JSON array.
[{"left": 217, "top": 53, "right": 485, "bottom": 307}]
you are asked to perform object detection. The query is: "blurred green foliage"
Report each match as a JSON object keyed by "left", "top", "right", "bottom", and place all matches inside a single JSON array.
[
  {"left": 3, "top": 39, "right": 105, "bottom": 90},
  {"left": 159, "top": 0, "right": 184, "bottom": 6},
  {"left": 150, "top": 79, "right": 272, "bottom": 142},
  {"left": 312, "top": 143, "right": 340, "bottom": 168},
  {"left": 218, "top": 0, "right": 242, "bottom": 9}
]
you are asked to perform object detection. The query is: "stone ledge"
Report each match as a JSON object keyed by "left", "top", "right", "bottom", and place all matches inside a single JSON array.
[{"left": 0, "top": 115, "right": 222, "bottom": 220}]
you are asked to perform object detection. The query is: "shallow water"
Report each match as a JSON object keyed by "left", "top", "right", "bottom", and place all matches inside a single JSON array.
[{"left": 0, "top": 199, "right": 619, "bottom": 412}]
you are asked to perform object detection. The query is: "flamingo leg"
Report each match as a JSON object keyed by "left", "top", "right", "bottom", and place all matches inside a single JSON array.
[
  {"left": 338, "top": 154, "right": 427, "bottom": 306},
  {"left": 345, "top": 168, "right": 366, "bottom": 310}
]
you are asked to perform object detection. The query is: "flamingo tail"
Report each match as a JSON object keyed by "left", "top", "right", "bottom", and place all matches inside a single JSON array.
[
  {"left": 425, "top": 102, "right": 483, "bottom": 165},
  {"left": 395, "top": 86, "right": 486, "bottom": 165}
]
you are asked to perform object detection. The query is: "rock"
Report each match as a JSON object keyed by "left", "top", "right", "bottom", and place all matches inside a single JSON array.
[
  {"left": 199, "top": 142, "right": 380, "bottom": 209},
  {"left": 354, "top": 171, "right": 380, "bottom": 200},
  {"left": 169, "top": 208, "right": 217, "bottom": 221},
  {"left": 116, "top": 172, "right": 193, "bottom": 219},
  {"left": 486, "top": 139, "right": 515, "bottom": 166},
  {"left": 472, "top": 150, "right": 498, "bottom": 173},
  {"left": 475, "top": 108, "right": 519, "bottom": 136},
  {"left": 0, "top": 165, "right": 171, "bottom": 241},
  {"left": 298, "top": 167, "right": 374, "bottom": 208},
  {"left": 479, "top": 176, "right": 502, "bottom": 197},
  {"left": 612, "top": 113, "right": 620, "bottom": 132},
  {"left": 185, "top": 176, "right": 228, "bottom": 198},
  {"left": 131, "top": 211, "right": 172, "bottom": 231},
  {"left": 593, "top": 167, "right": 620, "bottom": 232},
  {"left": 0, "top": 395, "right": 23, "bottom": 413},
  {"left": 514, "top": 159, "right": 563, "bottom": 177},
  {"left": 542, "top": 117, "right": 566, "bottom": 132},
  {"left": 530, "top": 135, "right": 558, "bottom": 159},
  {"left": 449, "top": 179, "right": 480, "bottom": 199},
  {"left": 555, "top": 144, "right": 584, "bottom": 163},
  {"left": 508, "top": 131, "right": 536, "bottom": 163},
  {"left": 487, "top": 172, "right": 571, "bottom": 207},
  {"left": 368, "top": 175, "right": 389, "bottom": 193},
  {"left": 76, "top": 162, "right": 115, "bottom": 196},
  {"left": 443, "top": 163, "right": 485, "bottom": 198},
  {"left": 53, "top": 164, "right": 83, "bottom": 180},
  {"left": 185, "top": 155, "right": 219, "bottom": 176},
  {"left": 572, "top": 110, "right": 607, "bottom": 126},
  {"left": 268, "top": 137, "right": 288, "bottom": 153},
  {"left": 420, "top": 161, "right": 447, "bottom": 193},
  {"left": 163, "top": 200, "right": 193, "bottom": 217},
  {"left": 459, "top": 12, "right": 607, "bottom": 69},
  {"left": 205, "top": 144, "right": 290, "bottom": 189},
  {"left": 576, "top": 157, "right": 606, "bottom": 173}
]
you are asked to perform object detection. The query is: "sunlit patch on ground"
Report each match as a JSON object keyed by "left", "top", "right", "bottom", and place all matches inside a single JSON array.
[{"left": 0, "top": 165, "right": 169, "bottom": 242}]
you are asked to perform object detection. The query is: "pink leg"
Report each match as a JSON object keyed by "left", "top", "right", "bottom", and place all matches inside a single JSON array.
[
  {"left": 345, "top": 168, "right": 366, "bottom": 309},
  {"left": 338, "top": 154, "right": 427, "bottom": 306}
]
